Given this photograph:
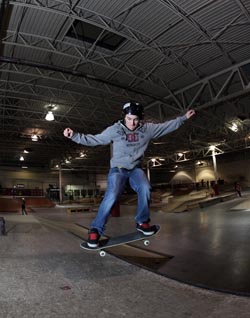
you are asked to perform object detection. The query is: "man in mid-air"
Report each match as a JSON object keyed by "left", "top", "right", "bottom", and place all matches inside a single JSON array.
[{"left": 64, "top": 102, "right": 195, "bottom": 247}]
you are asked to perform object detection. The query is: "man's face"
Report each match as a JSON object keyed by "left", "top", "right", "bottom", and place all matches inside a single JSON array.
[{"left": 124, "top": 114, "right": 140, "bottom": 131}]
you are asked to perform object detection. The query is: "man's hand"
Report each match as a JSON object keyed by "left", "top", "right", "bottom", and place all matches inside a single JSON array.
[
  {"left": 63, "top": 128, "right": 73, "bottom": 138},
  {"left": 186, "top": 109, "right": 196, "bottom": 119}
]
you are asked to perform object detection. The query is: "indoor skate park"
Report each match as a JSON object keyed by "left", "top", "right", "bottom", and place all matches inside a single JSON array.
[{"left": 1, "top": 0, "right": 250, "bottom": 317}]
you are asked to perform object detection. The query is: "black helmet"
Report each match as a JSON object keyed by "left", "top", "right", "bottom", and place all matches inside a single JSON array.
[{"left": 122, "top": 102, "right": 144, "bottom": 120}]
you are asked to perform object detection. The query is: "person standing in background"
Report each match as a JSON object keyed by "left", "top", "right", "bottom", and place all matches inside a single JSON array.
[
  {"left": 234, "top": 182, "right": 242, "bottom": 197},
  {"left": 21, "top": 198, "right": 28, "bottom": 215}
]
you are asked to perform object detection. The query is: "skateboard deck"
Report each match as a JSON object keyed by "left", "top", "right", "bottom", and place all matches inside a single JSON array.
[{"left": 80, "top": 225, "right": 160, "bottom": 256}]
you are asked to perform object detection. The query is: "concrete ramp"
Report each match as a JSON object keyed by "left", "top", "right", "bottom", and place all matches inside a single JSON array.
[
  {"left": 199, "top": 193, "right": 237, "bottom": 208},
  {"left": 230, "top": 198, "right": 250, "bottom": 211}
]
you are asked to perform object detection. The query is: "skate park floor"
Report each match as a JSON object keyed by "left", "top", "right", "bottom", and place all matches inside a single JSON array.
[{"left": 1, "top": 192, "right": 250, "bottom": 317}]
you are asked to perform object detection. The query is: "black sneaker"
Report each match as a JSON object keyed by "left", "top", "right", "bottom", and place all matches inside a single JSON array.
[
  {"left": 136, "top": 222, "right": 155, "bottom": 235},
  {"left": 87, "top": 228, "right": 100, "bottom": 248}
]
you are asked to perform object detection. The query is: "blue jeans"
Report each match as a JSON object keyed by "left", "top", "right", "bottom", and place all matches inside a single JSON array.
[{"left": 91, "top": 167, "right": 151, "bottom": 235}]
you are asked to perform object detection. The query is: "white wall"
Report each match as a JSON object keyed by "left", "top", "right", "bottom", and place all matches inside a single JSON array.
[
  {"left": 170, "top": 169, "right": 196, "bottom": 184},
  {"left": 96, "top": 173, "right": 107, "bottom": 190},
  {"left": 0, "top": 167, "right": 98, "bottom": 191},
  {"left": 195, "top": 165, "right": 216, "bottom": 183},
  {"left": 217, "top": 159, "right": 250, "bottom": 185},
  {"left": 0, "top": 168, "right": 56, "bottom": 190},
  {"left": 1, "top": 156, "right": 250, "bottom": 192},
  {"left": 151, "top": 157, "right": 250, "bottom": 187}
]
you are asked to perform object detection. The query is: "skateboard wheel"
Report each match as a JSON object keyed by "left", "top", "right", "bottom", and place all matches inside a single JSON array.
[
  {"left": 99, "top": 251, "right": 106, "bottom": 257},
  {"left": 144, "top": 240, "right": 150, "bottom": 246}
]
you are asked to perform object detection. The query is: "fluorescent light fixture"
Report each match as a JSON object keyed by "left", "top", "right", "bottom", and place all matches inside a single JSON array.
[
  {"left": 45, "top": 111, "right": 55, "bottom": 121},
  {"left": 45, "top": 103, "right": 57, "bottom": 121},
  {"left": 230, "top": 123, "right": 238, "bottom": 132},
  {"left": 150, "top": 158, "right": 163, "bottom": 167},
  {"left": 31, "top": 134, "right": 38, "bottom": 141},
  {"left": 80, "top": 152, "right": 86, "bottom": 158},
  {"left": 209, "top": 145, "right": 216, "bottom": 151}
]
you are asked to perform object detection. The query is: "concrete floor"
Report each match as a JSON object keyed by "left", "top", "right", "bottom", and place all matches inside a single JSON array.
[
  {"left": 62, "top": 193, "right": 250, "bottom": 296},
  {"left": 1, "top": 193, "right": 250, "bottom": 317}
]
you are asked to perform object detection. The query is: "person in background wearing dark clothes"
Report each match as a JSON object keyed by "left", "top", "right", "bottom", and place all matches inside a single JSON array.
[
  {"left": 21, "top": 198, "right": 28, "bottom": 215},
  {"left": 234, "top": 182, "right": 242, "bottom": 197}
]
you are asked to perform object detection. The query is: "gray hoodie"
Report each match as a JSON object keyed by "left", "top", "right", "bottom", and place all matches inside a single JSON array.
[{"left": 71, "top": 115, "right": 187, "bottom": 170}]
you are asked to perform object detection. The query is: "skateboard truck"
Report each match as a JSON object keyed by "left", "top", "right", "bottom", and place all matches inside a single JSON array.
[{"left": 98, "top": 238, "right": 150, "bottom": 257}]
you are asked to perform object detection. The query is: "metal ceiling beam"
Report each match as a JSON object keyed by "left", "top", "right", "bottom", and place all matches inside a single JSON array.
[
  {"left": 145, "top": 135, "right": 250, "bottom": 166},
  {"left": 234, "top": 0, "right": 250, "bottom": 22},
  {"left": 145, "top": 59, "right": 250, "bottom": 111},
  {"left": 0, "top": 55, "right": 140, "bottom": 99},
  {"left": 3, "top": 28, "right": 248, "bottom": 115},
  {"left": 0, "top": 100, "right": 110, "bottom": 130},
  {"left": 157, "top": 0, "right": 235, "bottom": 64},
  {"left": 9, "top": 0, "right": 202, "bottom": 79},
  {"left": 1, "top": 30, "right": 177, "bottom": 103}
]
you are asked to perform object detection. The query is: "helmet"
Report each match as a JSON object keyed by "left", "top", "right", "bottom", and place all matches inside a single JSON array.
[{"left": 122, "top": 102, "right": 144, "bottom": 120}]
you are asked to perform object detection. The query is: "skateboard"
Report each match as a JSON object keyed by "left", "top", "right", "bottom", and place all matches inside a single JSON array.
[{"left": 80, "top": 225, "right": 160, "bottom": 257}]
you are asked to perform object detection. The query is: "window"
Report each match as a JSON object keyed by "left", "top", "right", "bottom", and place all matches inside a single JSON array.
[{"left": 66, "top": 20, "right": 126, "bottom": 51}]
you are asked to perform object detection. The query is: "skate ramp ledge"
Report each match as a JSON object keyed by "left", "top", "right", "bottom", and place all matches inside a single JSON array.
[{"left": 199, "top": 193, "right": 237, "bottom": 208}]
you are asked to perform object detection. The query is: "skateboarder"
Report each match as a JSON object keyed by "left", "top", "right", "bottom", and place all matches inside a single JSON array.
[{"left": 64, "top": 102, "right": 195, "bottom": 247}]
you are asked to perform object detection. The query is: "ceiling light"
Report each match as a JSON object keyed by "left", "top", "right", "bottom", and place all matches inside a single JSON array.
[
  {"left": 230, "top": 123, "right": 238, "bottom": 132},
  {"left": 197, "top": 161, "right": 204, "bottom": 166},
  {"left": 45, "top": 103, "right": 57, "bottom": 121},
  {"left": 208, "top": 145, "right": 223, "bottom": 155},
  {"left": 24, "top": 149, "right": 29, "bottom": 153},
  {"left": 80, "top": 152, "right": 86, "bottom": 158},
  {"left": 20, "top": 156, "right": 24, "bottom": 161},
  {"left": 31, "top": 134, "right": 38, "bottom": 141},
  {"left": 149, "top": 158, "right": 163, "bottom": 167},
  {"left": 45, "top": 111, "right": 55, "bottom": 121}
]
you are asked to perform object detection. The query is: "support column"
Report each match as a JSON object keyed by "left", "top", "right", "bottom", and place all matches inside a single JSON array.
[
  {"left": 212, "top": 149, "right": 219, "bottom": 195},
  {"left": 147, "top": 160, "right": 151, "bottom": 181},
  {"left": 212, "top": 150, "right": 218, "bottom": 184},
  {"left": 59, "top": 165, "right": 63, "bottom": 204}
]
